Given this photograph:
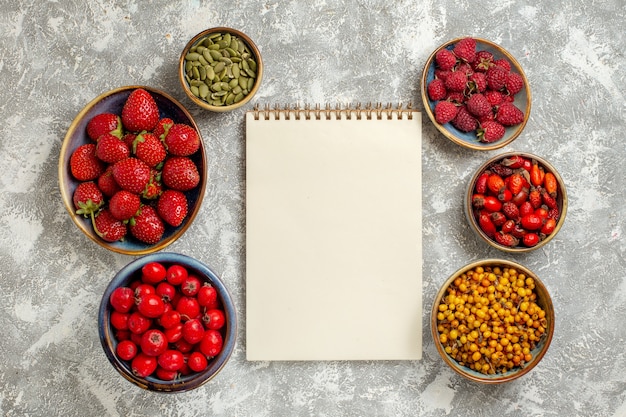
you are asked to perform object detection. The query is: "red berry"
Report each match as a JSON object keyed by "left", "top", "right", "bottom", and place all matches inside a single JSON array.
[
  {"left": 434, "top": 100, "right": 458, "bottom": 124},
  {"left": 477, "top": 120, "right": 505, "bottom": 143},
  {"left": 157, "top": 189, "right": 188, "bottom": 227},
  {"left": 73, "top": 181, "right": 104, "bottom": 217},
  {"left": 153, "top": 117, "right": 174, "bottom": 140},
  {"left": 110, "top": 286, "right": 135, "bottom": 313},
  {"left": 157, "top": 349, "right": 185, "bottom": 371},
  {"left": 478, "top": 212, "right": 496, "bottom": 238},
  {"left": 520, "top": 213, "right": 543, "bottom": 231},
  {"left": 121, "top": 88, "right": 160, "bottom": 133},
  {"left": 453, "top": 37, "right": 476, "bottom": 63},
  {"left": 181, "top": 275, "right": 202, "bottom": 297},
  {"left": 435, "top": 48, "right": 457, "bottom": 71},
  {"left": 502, "top": 201, "right": 520, "bottom": 221},
  {"left": 97, "top": 166, "right": 122, "bottom": 198},
  {"left": 427, "top": 78, "right": 447, "bottom": 101},
  {"left": 129, "top": 205, "right": 165, "bottom": 245},
  {"left": 131, "top": 353, "right": 158, "bottom": 378},
  {"left": 162, "top": 156, "right": 200, "bottom": 191},
  {"left": 187, "top": 351, "right": 209, "bottom": 372},
  {"left": 93, "top": 208, "right": 127, "bottom": 242},
  {"left": 505, "top": 72, "right": 525, "bottom": 95},
  {"left": 541, "top": 218, "right": 557, "bottom": 235},
  {"left": 466, "top": 93, "right": 492, "bottom": 117},
  {"left": 116, "top": 340, "right": 138, "bottom": 361},
  {"left": 137, "top": 293, "right": 166, "bottom": 318},
  {"left": 472, "top": 50, "right": 494, "bottom": 72},
  {"left": 140, "top": 329, "right": 168, "bottom": 356},
  {"left": 70, "top": 143, "right": 105, "bottom": 181},
  {"left": 133, "top": 132, "right": 167, "bottom": 168},
  {"left": 523, "top": 233, "right": 540, "bottom": 247},
  {"left": 486, "top": 66, "right": 508, "bottom": 91},
  {"left": 141, "top": 262, "right": 167, "bottom": 284},
  {"left": 176, "top": 296, "right": 201, "bottom": 321},
  {"left": 444, "top": 70, "right": 468, "bottom": 92},
  {"left": 197, "top": 284, "right": 219, "bottom": 309},
  {"left": 199, "top": 329, "right": 223, "bottom": 358},
  {"left": 108, "top": 190, "right": 141, "bottom": 221},
  {"left": 494, "top": 231, "right": 519, "bottom": 247},
  {"left": 182, "top": 318, "right": 205, "bottom": 344},
  {"left": 110, "top": 311, "right": 130, "bottom": 330},
  {"left": 86, "top": 113, "right": 122, "bottom": 141},
  {"left": 95, "top": 133, "right": 130, "bottom": 164},
  {"left": 127, "top": 311, "right": 152, "bottom": 335},
  {"left": 487, "top": 174, "right": 505, "bottom": 194},
  {"left": 164, "top": 124, "right": 201, "bottom": 157},
  {"left": 482, "top": 195, "right": 502, "bottom": 213},
  {"left": 112, "top": 157, "right": 151, "bottom": 194},
  {"left": 468, "top": 72, "right": 487, "bottom": 93},
  {"left": 203, "top": 309, "right": 226, "bottom": 330},
  {"left": 158, "top": 309, "right": 181, "bottom": 329},
  {"left": 451, "top": 106, "right": 477, "bottom": 132},
  {"left": 495, "top": 103, "right": 525, "bottom": 126},
  {"left": 166, "top": 264, "right": 188, "bottom": 286}
]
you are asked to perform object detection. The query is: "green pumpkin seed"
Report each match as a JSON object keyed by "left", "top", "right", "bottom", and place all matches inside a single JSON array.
[
  {"left": 225, "top": 92, "right": 235, "bottom": 105},
  {"left": 223, "top": 33, "right": 231, "bottom": 45},
  {"left": 213, "top": 61, "right": 225, "bottom": 73},
  {"left": 229, "top": 78, "right": 239, "bottom": 88},
  {"left": 202, "top": 49, "right": 213, "bottom": 63},
  {"left": 238, "top": 76, "right": 248, "bottom": 89},
  {"left": 198, "top": 65, "right": 206, "bottom": 80},
  {"left": 209, "top": 50, "right": 223, "bottom": 61},
  {"left": 190, "top": 85, "right": 199, "bottom": 96},
  {"left": 232, "top": 85, "right": 242, "bottom": 95},
  {"left": 241, "top": 59, "right": 249, "bottom": 71},
  {"left": 234, "top": 92, "right": 244, "bottom": 103},
  {"left": 244, "top": 68, "right": 256, "bottom": 78},
  {"left": 198, "top": 55, "right": 208, "bottom": 66},
  {"left": 192, "top": 66, "right": 200, "bottom": 79},
  {"left": 186, "top": 52, "right": 201, "bottom": 61},
  {"left": 198, "top": 83, "right": 209, "bottom": 98},
  {"left": 225, "top": 47, "right": 238, "bottom": 57},
  {"left": 206, "top": 65, "right": 215, "bottom": 80},
  {"left": 247, "top": 77, "right": 254, "bottom": 91},
  {"left": 185, "top": 61, "right": 193, "bottom": 72},
  {"left": 207, "top": 43, "right": 220, "bottom": 50},
  {"left": 247, "top": 59, "right": 257, "bottom": 72},
  {"left": 212, "top": 90, "right": 228, "bottom": 97},
  {"left": 237, "top": 40, "right": 246, "bottom": 53},
  {"left": 232, "top": 64, "right": 240, "bottom": 78},
  {"left": 210, "top": 82, "right": 222, "bottom": 92}
]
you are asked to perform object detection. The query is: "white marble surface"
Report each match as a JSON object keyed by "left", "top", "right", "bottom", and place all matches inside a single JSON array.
[{"left": 1, "top": 1, "right": 625, "bottom": 416}]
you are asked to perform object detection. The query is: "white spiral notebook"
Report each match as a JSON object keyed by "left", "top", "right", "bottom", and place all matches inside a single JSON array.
[{"left": 245, "top": 103, "right": 422, "bottom": 361}]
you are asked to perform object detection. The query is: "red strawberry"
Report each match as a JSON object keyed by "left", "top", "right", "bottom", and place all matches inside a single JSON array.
[
  {"left": 164, "top": 124, "right": 200, "bottom": 157},
  {"left": 153, "top": 117, "right": 174, "bottom": 140},
  {"left": 157, "top": 189, "right": 188, "bottom": 227},
  {"left": 486, "top": 66, "right": 508, "bottom": 91},
  {"left": 434, "top": 101, "right": 458, "bottom": 124},
  {"left": 143, "top": 169, "right": 163, "bottom": 200},
  {"left": 472, "top": 50, "right": 494, "bottom": 72},
  {"left": 122, "top": 133, "right": 137, "bottom": 149},
  {"left": 96, "top": 133, "right": 130, "bottom": 164},
  {"left": 112, "top": 157, "right": 151, "bottom": 194},
  {"left": 444, "top": 70, "right": 468, "bottom": 93},
  {"left": 477, "top": 120, "right": 505, "bottom": 143},
  {"left": 70, "top": 143, "right": 105, "bottom": 181},
  {"left": 451, "top": 106, "right": 478, "bottom": 132},
  {"left": 73, "top": 181, "right": 104, "bottom": 217},
  {"left": 466, "top": 93, "right": 492, "bottom": 117},
  {"left": 133, "top": 132, "right": 167, "bottom": 168},
  {"left": 435, "top": 48, "right": 457, "bottom": 71},
  {"left": 86, "top": 113, "right": 122, "bottom": 141},
  {"left": 93, "top": 208, "right": 127, "bottom": 242},
  {"left": 162, "top": 157, "right": 200, "bottom": 191},
  {"left": 427, "top": 78, "right": 447, "bottom": 101},
  {"left": 453, "top": 37, "right": 476, "bottom": 63},
  {"left": 109, "top": 190, "right": 141, "bottom": 221},
  {"left": 505, "top": 72, "right": 524, "bottom": 95},
  {"left": 495, "top": 103, "right": 525, "bottom": 126},
  {"left": 129, "top": 205, "right": 165, "bottom": 244},
  {"left": 121, "top": 88, "right": 160, "bottom": 133},
  {"left": 97, "top": 166, "right": 122, "bottom": 197}
]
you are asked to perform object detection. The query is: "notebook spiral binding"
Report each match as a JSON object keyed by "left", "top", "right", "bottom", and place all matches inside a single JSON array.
[{"left": 252, "top": 102, "right": 416, "bottom": 121}]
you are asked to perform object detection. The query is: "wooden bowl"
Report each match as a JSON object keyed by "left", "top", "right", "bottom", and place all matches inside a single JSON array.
[
  {"left": 179, "top": 27, "right": 263, "bottom": 112},
  {"left": 421, "top": 37, "right": 531, "bottom": 150},
  {"left": 431, "top": 259, "right": 554, "bottom": 384},
  {"left": 58, "top": 86, "right": 206, "bottom": 255}
]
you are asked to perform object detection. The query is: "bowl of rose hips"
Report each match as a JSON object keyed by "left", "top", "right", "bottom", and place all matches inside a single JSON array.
[
  {"left": 432, "top": 259, "right": 554, "bottom": 384},
  {"left": 98, "top": 252, "right": 237, "bottom": 392},
  {"left": 421, "top": 37, "right": 531, "bottom": 150},
  {"left": 179, "top": 27, "right": 263, "bottom": 112},
  {"left": 58, "top": 86, "right": 206, "bottom": 255},
  {"left": 465, "top": 152, "right": 568, "bottom": 252}
]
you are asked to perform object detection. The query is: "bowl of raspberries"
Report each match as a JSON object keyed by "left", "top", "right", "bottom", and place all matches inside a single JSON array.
[
  {"left": 98, "top": 252, "right": 237, "bottom": 392},
  {"left": 421, "top": 37, "right": 531, "bottom": 150},
  {"left": 465, "top": 152, "right": 568, "bottom": 252},
  {"left": 59, "top": 86, "right": 206, "bottom": 255}
]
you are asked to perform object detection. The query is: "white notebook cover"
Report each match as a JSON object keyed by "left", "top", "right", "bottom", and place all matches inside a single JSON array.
[{"left": 245, "top": 106, "right": 422, "bottom": 361}]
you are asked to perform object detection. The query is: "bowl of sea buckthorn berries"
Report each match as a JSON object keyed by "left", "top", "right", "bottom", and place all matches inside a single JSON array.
[
  {"left": 465, "top": 152, "right": 567, "bottom": 252},
  {"left": 432, "top": 259, "right": 554, "bottom": 383}
]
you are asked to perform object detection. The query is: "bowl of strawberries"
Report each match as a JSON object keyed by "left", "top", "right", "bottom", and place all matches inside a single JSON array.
[
  {"left": 465, "top": 152, "right": 568, "bottom": 252},
  {"left": 59, "top": 86, "right": 206, "bottom": 255},
  {"left": 421, "top": 37, "right": 531, "bottom": 150},
  {"left": 98, "top": 252, "right": 237, "bottom": 392}
]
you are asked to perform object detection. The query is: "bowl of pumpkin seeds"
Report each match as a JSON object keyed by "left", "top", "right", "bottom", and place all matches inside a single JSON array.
[{"left": 179, "top": 27, "right": 263, "bottom": 112}]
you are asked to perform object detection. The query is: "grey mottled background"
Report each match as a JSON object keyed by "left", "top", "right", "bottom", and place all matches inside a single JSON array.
[{"left": 0, "top": 0, "right": 625, "bottom": 416}]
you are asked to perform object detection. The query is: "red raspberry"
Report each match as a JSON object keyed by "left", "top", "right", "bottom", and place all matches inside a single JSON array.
[
  {"left": 495, "top": 103, "right": 525, "bottom": 126},
  {"left": 472, "top": 50, "right": 494, "bottom": 72},
  {"left": 434, "top": 100, "right": 459, "bottom": 124},
  {"left": 468, "top": 72, "right": 487, "bottom": 93},
  {"left": 444, "top": 71, "right": 468, "bottom": 92},
  {"left": 446, "top": 91, "right": 465, "bottom": 104},
  {"left": 466, "top": 93, "right": 492, "bottom": 117},
  {"left": 486, "top": 66, "right": 509, "bottom": 91},
  {"left": 451, "top": 106, "right": 478, "bottom": 132},
  {"left": 453, "top": 37, "right": 476, "bottom": 63},
  {"left": 434, "top": 69, "right": 452, "bottom": 81},
  {"left": 484, "top": 90, "right": 505, "bottom": 106},
  {"left": 505, "top": 72, "right": 525, "bottom": 95},
  {"left": 478, "top": 120, "right": 505, "bottom": 143},
  {"left": 493, "top": 58, "right": 511, "bottom": 72},
  {"left": 427, "top": 78, "right": 447, "bottom": 101},
  {"left": 435, "top": 48, "right": 457, "bottom": 71}
]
